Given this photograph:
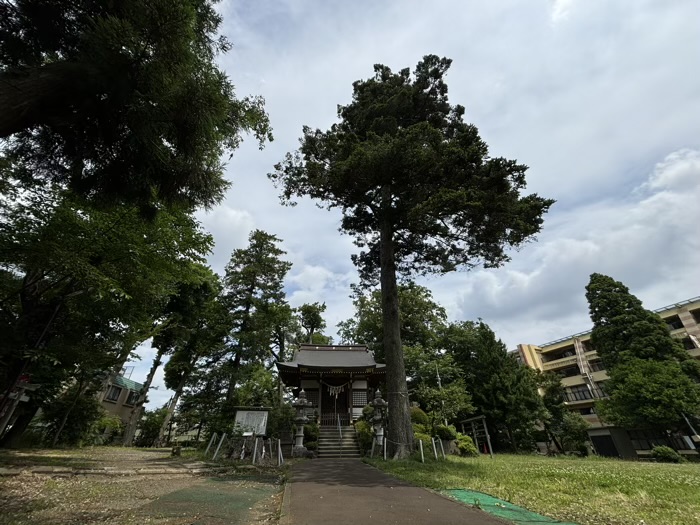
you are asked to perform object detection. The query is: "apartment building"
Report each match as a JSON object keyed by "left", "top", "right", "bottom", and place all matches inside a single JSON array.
[
  {"left": 101, "top": 370, "right": 143, "bottom": 424},
  {"left": 514, "top": 296, "right": 700, "bottom": 459}
]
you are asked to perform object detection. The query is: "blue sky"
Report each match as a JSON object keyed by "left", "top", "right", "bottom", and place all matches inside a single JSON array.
[{"left": 130, "top": 0, "right": 700, "bottom": 407}]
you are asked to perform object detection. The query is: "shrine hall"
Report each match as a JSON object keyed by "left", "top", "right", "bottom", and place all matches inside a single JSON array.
[{"left": 276, "top": 344, "right": 385, "bottom": 425}]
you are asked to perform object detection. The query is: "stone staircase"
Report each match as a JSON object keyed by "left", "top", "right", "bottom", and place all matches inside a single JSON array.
[{"left": 317, "top": 425, "right": 361, "bottom": 458}]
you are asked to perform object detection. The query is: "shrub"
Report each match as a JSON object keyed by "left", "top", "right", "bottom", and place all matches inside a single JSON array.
[
  {"left": 410, "top": 407, "right": 429, "bottom": 426},
  {"left": 303, "top": 422, "right": 319, "bottom": 443},
  {"left": 412, "top": 423, "right": 428, "bottom": 434},
  {"left": 413, "top": 431, "right": 433, "bottom": 451},
  {"left": 435, "top": 424, "right": 457, "bottom": 441},
  {"left": 651, "top": 445, "right": 685, "bottom": 463},
  {"left": 354, "top": 419, "right": 374, "bottom": 453},
  {"left": 304, "top": 441, "right": 318, "bottom": 451},
  {"left": 266, "top": 404, "right": 295, "bottom": 438},
  {"left": 456, "top": 433, "right": 478, "bottom": 457},
  {"left": 362, "top": 405, "right": 375, "bottom": 421}
]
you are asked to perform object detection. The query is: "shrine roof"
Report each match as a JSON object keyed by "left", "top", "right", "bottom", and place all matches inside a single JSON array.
[{"left": 277, "top": 344, "right": 384, "bottom": 370}]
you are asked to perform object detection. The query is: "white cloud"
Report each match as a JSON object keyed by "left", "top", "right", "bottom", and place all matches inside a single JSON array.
[
  {"left": 449, "top": 148, "right": 700, "bottom": 347},
  {"left": 551, "top": 0, "right": 576, "bottom": 23}
]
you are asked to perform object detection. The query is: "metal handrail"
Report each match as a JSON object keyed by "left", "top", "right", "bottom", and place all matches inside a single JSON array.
[{"left": 337, "top": 414, "right": 342, "bottom": 440}]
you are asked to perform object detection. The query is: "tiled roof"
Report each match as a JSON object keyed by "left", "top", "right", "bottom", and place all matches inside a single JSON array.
[
  {"left": 279, "top": 344, "right": 382, "bottom": 369},
  {"left": 113, "top": 374, "right": 144, "bottom": 391}
]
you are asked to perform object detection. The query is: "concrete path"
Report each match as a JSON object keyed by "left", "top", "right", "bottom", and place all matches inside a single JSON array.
[{"left": 284, "top": 459, "right": 508, "bottom": 525}]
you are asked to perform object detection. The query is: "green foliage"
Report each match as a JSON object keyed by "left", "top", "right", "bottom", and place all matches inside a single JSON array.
[
  {"left": 304, "top": 441, "right": 318, "bottom": 451},
  {"left": 435, "top": 424, "right": 458, "bottom": 441},
  {"left": 134, "top": 407, "right": 168, "bottom": 447},
  {"left": 40, "top": 387, "right": 106, "bottom": 447},
  {"left": 596, "top": 359, "right": 700, "bottom": 430},
  {"left": 297, "top": 302, "right": 327, "bottom": 343},
  {"left": 271, "top": 55, "right": 553, "bottom": 281},
  {"left": 266, "top": 404, "right": 295, "bottom": 439},
  {"left": 413, "top": 432, "right": 433, "bottom": 449},
  {"left": 455, "top": 433, "right": 478, "bottom": 457},
  {"left": 354, "top": 419, "right": 374, "bottom": 453},
  {"left": 303, "top": 423, "right": 319, "bottom": 444},
  {"left": 410, "top": 407, "right": 430, "bottom": 426},
  {"left": 362, "top": 405, "right": 375, "bottom": 421},
  {"left": 557, "top": 412, "right": 590, "bottom": 453},
  {"left": 444, "top": 321, "right": 546, "bottom": 451},
  {"left": 651, "top": 445, "right": 686, "bottom": 463},
  {"left": 0, "top": 0, "right": 271, "bottom": 209},
  {"left": 416, "top": 379, "right": 473, "bottom": 430},
  {"left": 586, "top": 274, "right": 700, "bottom": 431},
  {"left": 412, "top": 423, "right": 428, "bottom": 435},
  {"left": 338, "top": 283, "right": 447, "bottom": 360}
]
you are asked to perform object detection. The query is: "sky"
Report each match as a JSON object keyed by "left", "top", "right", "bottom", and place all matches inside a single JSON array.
[{"left": 129, "top": 0, "right": 700, "bottom": 407}]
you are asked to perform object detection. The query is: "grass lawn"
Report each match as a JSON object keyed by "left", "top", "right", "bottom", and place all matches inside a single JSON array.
[{"left": 366, "top": 454, "right": 700, "bottom": 525}]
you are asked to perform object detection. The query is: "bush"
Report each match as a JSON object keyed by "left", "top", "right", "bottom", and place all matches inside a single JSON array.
[
  {"left": 303, "top": 422, "right": 319, "bottom": 443},
  {"left": 435, "top": 424, "right": 457, "bottom": 441},
  {"left": 354, "top": 419, "right": 374, "bottom": 453},
  {"left": 362, "top": 405, "right": 375, "bottom": 421},
  {"left": 266, "top": 404, "right": 295, "bottom": 438},
  {"left": 412, "top": 423, "right": 428, "bottom": 434},
  {"left": 456, "top": 433, "right": 478, "bottom": 457},
  {"left": 651, "top": 445, "right": 685, "bottom": 463},
  {"left": 410, "top": 407, "right": 429, "bottom": 426},
  {"left": 414, "top": 431, "right": 433, "bottom": 450},
  {"left": 304, "top": 441, "right": 318, "bottom": 451}
]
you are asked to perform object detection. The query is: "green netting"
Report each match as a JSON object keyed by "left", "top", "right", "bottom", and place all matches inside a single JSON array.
[{"left": 443, "top": 489, "right": 578, "bottom": 525}]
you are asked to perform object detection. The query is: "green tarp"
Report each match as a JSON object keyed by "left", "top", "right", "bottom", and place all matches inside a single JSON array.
[{"left": 443, "top": 489, "right": 578, "bottom": 525}]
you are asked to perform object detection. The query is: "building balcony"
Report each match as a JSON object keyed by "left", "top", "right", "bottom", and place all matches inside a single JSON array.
[{"left": 542, "top": 355, "right": 578, "bottom": 371}]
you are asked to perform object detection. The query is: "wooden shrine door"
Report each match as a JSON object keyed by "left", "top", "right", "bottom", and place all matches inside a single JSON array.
[{"left": 320, "top": 382, "right": 349, "bottom": 425}]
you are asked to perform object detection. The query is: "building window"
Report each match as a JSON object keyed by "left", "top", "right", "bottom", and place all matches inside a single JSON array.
[
  {"left": 579, "top": 407, "right": 595, "bottom": 415},
  {"left": 557, "top": 365, "right": 581, "bottom": 378},
  {"left": 665, "top": 315, "right": 684, "bottom": 331},
  {"left": 588, "top": 360, "right": 605, "bottom": 372},
  {"left": 104, "top": 385, "right": 122, "bottom": 403},
  {"left": 352, "top": 390, "right": 368, "bottom": 407},
  {"left": 682, "top": 337, "right": 697, "bottom": 350},
  {"left": 565, "top": 385, "right": 592, "bottom": 402},
  {"left": 690, "top": 308, "right": 700, "bottom": 325},
  {"left": 125, "top": 390, "right": 139, "bottom": 406}
]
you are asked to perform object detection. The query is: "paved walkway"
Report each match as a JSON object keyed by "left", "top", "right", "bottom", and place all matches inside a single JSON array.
[{"left": 284, "top": 459, "right": 507, "bottom": 525}]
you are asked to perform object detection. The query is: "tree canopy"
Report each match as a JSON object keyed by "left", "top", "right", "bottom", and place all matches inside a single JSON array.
[
  {"left": 586, "top": 273, "right": 700, "bottom": 432},
  {"left": 0, "top": 0, "right": 271, "bottom": 209},
  {"left": 272, "top": 55, "right": 554, "bottom": 457}
]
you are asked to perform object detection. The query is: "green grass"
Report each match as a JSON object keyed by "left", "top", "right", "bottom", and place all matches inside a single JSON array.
[{"left": 366, "top": 454, "right": 700, "bottom": 525}]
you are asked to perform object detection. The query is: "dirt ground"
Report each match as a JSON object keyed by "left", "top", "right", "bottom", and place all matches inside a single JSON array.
[{"left": 0, "top": 448, "right": 284, "bottom": 525}]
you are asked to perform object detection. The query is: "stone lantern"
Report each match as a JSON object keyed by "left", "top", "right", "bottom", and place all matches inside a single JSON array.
[
  {"left": 370, "top": 389, "right": 388, "bottom": 446},
  {"left": 292, "top": 389, "right": 312, "bottom": 450}
]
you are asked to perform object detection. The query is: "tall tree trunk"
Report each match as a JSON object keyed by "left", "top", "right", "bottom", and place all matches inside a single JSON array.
[
  {"left": 123, "top": 346, "right": 166, "bottom": 446},
  {"left": 0, "top": 62, "right": 99, "bottom": 138},
  {"left": 225, "top": 351, "right": 242, "bottom": 402},
  {"left": 51, "top": 379, "right": 86, "bottom": 447},
  {"left": 379, "top": 206, "right": 413, "bottom": 459},
  {"left": 156, "top": 374, "right": 188, "bottom": 447}
]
